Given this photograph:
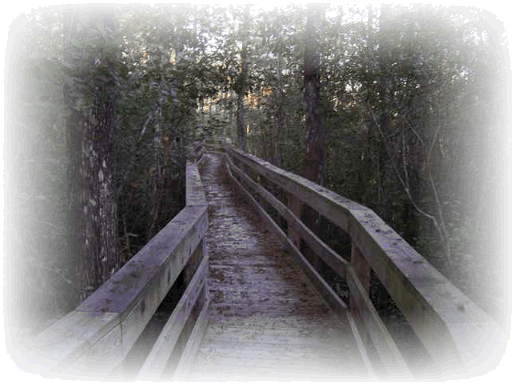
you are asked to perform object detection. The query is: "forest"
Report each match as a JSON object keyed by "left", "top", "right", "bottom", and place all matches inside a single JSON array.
[{"left": 4, "top": 3, "right": 511, "bottom": 346}]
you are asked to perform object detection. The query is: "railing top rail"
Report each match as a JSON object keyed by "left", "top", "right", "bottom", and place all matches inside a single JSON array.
[{"left": 186, "top": 159, "right": 208, "bottom": 207}]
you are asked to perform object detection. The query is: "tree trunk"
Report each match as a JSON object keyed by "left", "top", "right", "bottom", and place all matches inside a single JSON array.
[
  {"left": 236, "top": 6, "right": 250, "bottom": 151},
  {"left": 236, "top": 52, "right": 248, "bottom": 151},
  {"left": 148, "top": 105, "right": 163, "bottom": 240},
  {"left": 302, "top": 5, "right": 325, "bottom": 271},
  {"left": 304, "top": 5, "right": 324, "bottom": 186},
  {"left": 272, "top": 51, "right": 283, "bottom": 167},
  {"left": 376, "top": 4, "right": 394, "bottom": 218},
  {"left": 64, "top": 8, "right": 121, "bottom": 303},
  {"left": 227, "top": 90, "right": 234, "bottom": 138}
]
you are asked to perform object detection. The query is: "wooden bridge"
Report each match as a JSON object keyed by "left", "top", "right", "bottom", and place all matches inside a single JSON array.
[{"left": 22, "top": 138, "right": 504, "bottom": 381}]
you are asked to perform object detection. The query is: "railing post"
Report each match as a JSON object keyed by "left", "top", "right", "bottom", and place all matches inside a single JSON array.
[
  {"left": 350, "top": 242, "right": 370, "bottom": 310},
  {"left": 349, "top": 241, "right": 373, "bottom": 362},
  {"left": 287, "top": 194, "right": 302, "bottom": 249},
  {"left": 182, "top": 238, "right": 205, "bottom": 287}
]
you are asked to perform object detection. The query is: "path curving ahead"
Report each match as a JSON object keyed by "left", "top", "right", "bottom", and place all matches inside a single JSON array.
[{"left": 184, "top": 152, "right": 368, "bottom": 381}]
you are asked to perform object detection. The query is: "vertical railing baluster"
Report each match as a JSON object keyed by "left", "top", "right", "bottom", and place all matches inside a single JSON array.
[
  {"left": 350, "top": 242, "right": 370, "bottom": 309},
  {"left": 287, "top": 194, "right": 302, "bottom": 249}
]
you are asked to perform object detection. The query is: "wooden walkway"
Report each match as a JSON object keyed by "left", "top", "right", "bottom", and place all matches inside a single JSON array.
[
  {"left": 25, "top": 142, "right": 503, "bottom": 381},
  {"left": 177, "top": 153, "right": 368, "bottom": 381}
]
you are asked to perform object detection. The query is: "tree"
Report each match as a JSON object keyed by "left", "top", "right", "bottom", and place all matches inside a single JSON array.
[
  {"left": 63, "top": 7, "right": 122, "bottom": 302},
  {"left": 304, "top": 4, "right": 325, "bottom": 186},
  {"left": 300, "top": 4, "right": 327, "bottom": 271},
  {"left": 234, "top": 5, "right": 251, "bottom": 151},
  {"left": 255, "top": 6, "right": 295, "bottom": 167}
]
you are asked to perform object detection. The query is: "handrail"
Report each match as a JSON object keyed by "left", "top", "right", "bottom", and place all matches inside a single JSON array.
[
  {"left": 23, "top": 145, "right": 209, "bottom": 379},
  {"left": 206, "top": 137, "right": 504, "bottom": 378}
]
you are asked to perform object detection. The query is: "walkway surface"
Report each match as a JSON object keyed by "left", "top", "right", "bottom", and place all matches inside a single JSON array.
[{"left": 184, "top": 152, "right": 368, "bottom": 381}]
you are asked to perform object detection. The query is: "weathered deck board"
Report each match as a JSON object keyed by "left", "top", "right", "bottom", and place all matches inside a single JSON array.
[{"left": 180, "top": 153, "right": 368, "bottom": 381}]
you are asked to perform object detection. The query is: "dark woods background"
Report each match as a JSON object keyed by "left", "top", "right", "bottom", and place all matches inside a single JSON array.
[{"left": 3, "top": 3, "right": 511, "bottom": 346}]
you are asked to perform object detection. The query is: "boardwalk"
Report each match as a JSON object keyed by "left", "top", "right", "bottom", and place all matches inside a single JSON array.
[
  {"left": 179, "top": 152, "right": 368, "bottom": 381},
  {"left": 25, "top": 144, "right": 502, "bottom": 381}
]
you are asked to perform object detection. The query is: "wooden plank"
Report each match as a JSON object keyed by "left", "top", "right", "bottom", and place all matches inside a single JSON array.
[
  {"left": 209, "top": 282, "right": 319, "bottom": 298},
  {"left": 186, "top": 363, "right": 357, "bottom": 382},
  {"left": 191, "top": 355, "right": 358, "bottom": 372},
  {"left": 209, "top": 264, "right": 314, "bottom": 286},
  {"left": 136, "top": 254, "right": 209, "bottom": 380},
  {"left": 208, "top": 311, "right": 344, "bottom": 331},
  {"left": 172, "top": 299, "right": 211, "bottom": 380},
  {"left": 227, "top": 145, "right": 502, "bottom": 371},
  {"left": 189, "top": 337, "right": 368, "bottom": 381},
  {"left": 196, "top": 340, "right": 356, "bottom": 360},
  {"left": 208, "top": 253, "right": 287, "bottom": 267},
  {"left": 202, "top": 324, "right": 351, "bottom": 348},
  {"left": 210, "top": 302, "right": 338, "bottom": 320},
  {"left": 210, "top": 290, "right": 323, "bottom": 307}
]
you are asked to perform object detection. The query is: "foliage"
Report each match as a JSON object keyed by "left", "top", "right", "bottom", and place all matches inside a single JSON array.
[
  {"left": 4, "top": 3, "right": 510, "bottom": 337},
  {"left": 217, "top": 4, "right": 510, "bottom": 322}
]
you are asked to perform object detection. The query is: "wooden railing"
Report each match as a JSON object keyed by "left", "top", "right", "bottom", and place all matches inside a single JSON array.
[
  {"left": 23, "top": 145, "right": 209, "bottom": 379},
  {"left": 21, "top": 136, "right": 504, "bottom": 380},
  {"left": 205, "top": 137, "right": 503, "bottom": 378}
]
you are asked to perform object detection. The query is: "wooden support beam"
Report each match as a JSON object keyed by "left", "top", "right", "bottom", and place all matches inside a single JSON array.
[
  {"left": 351, "top": 242, "right": 370, "bottom": 300},
  {"left": 287, "top": 194, "right": 302, "bottom": 249}
]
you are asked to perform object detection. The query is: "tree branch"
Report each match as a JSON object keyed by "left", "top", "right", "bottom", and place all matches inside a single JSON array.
[
  {"left": 398, "top": 108, "right": 455, "bottom": 279},
  {"left": 367, "top": 102, "right": 455, "bottom": 279}
]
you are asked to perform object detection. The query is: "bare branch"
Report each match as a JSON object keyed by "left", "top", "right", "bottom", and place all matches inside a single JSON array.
[
  {"left": 366, "top": 102, "right": 434, "bottom": 220},
  {"left": 367, "top": 102, "right": 455, "bottom": 279},
  {"left": 396, "top": 108, "right": 455, "bottom": 279}
]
